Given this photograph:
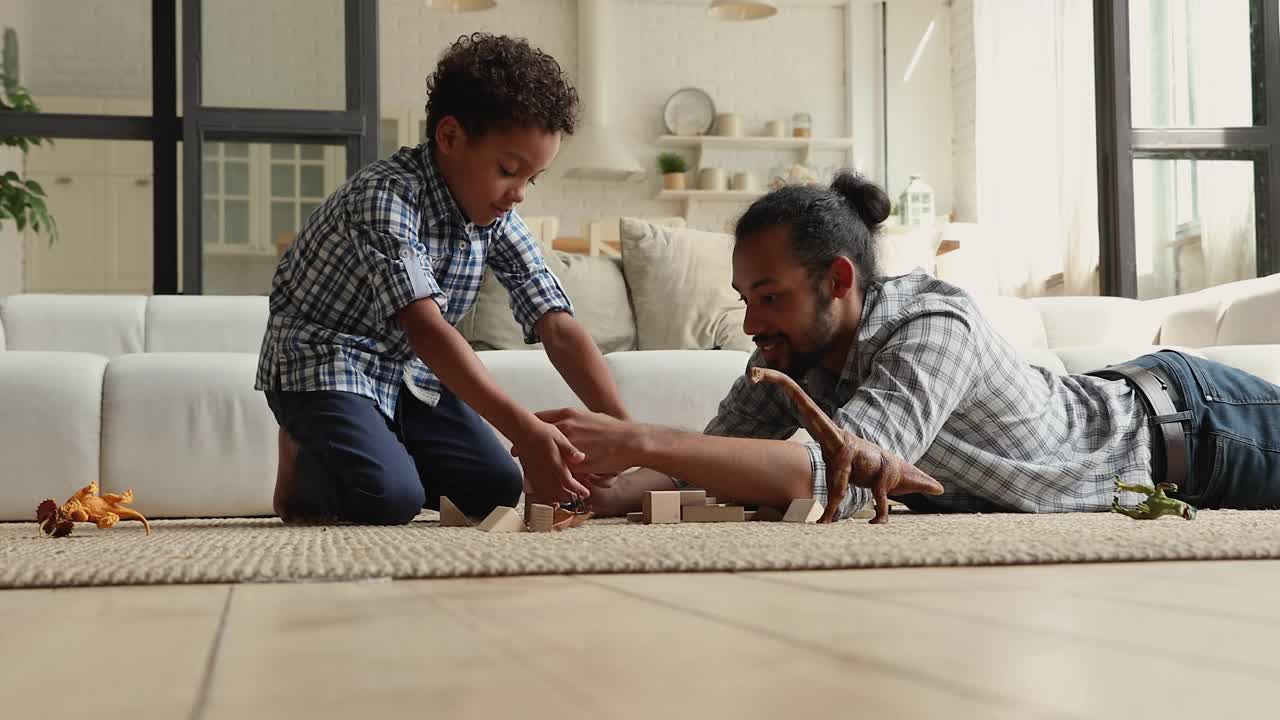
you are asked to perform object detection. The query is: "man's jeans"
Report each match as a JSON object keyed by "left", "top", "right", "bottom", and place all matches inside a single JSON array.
[{"left": 1124, "top": 350, "right": 1280, "bottom": 509}]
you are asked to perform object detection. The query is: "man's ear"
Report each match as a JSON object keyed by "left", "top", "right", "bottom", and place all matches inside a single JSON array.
[
  {"left": 829, "top": 256, "right": 857, "bottom": 299},
  {"left": 435, "top": 116, "right": 463, "bottom": 155}
]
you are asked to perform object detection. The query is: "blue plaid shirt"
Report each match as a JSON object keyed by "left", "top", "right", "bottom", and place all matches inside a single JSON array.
[
  {"left": 255, "top": 144, "right": 573, "bottom": 420},
  {"left": 705, "top": 271, "right": 1154, "bottom": 520}
]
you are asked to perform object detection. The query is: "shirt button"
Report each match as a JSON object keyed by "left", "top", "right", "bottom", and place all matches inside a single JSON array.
[
  {"left": 458, "top": 242, "right": 467, "bottom": 250},
  {"left": 399, "top": 249, "right": 410, "bottom": 259}
]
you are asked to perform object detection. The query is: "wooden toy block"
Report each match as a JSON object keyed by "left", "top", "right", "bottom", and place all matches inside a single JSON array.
[
  {"left": 705, "top": 497, "right": 718, "bottom": 505},
  {"left": 627, "top": 512, "right": 644, "bottom": 523},
  {"left": 478, "top": 506, "right": 526, "bottom": 533},
  {"left": 682, "top": 504, "right": 746, "bottom": 523},
  {"left": 743, "top": 510, "right": 757, "bottom": 521},
  {"left": 642, "top": 491, "right": 682, "bottom": 524},
  {"left": 527, "top": 503, "right": 554, "bottom": 532},
  {"left": 439, "top": 496, "right": 472, "bottom": 527},
  {"left": 751, "top": 506, "right": 785, "bottom": 522},
  {"left": 783, "top": 498, "right": 823, "bottom": 523},
  {"left": 678, "top": 490, "right": 707, "bottom": 506}
]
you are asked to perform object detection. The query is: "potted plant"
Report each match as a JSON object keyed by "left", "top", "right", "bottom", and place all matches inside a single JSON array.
[
  {"left": 0, "top": 28, "right": 56, "bottom": 246},
  {"left": 657, "top": 152, "right": 688, "bottom": 191}
]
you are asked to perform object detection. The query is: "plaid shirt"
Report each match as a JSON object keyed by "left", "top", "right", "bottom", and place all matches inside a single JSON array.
[
  {"left": 704, "top": 271, "right": 1154, "bottom": 520},
  {"left": 255, "top": 144, "right": 573, "bottom": 420}
]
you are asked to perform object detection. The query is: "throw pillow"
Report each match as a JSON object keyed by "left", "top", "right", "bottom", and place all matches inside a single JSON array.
[
  {"left": 458, "top": 250, "right": 637, "bottom": 353},
  {"left": 619, "top": 217, "right": 751, "bottom": 351}
]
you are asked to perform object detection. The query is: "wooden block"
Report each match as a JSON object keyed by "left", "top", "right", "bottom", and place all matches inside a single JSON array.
[
  {"left": 751, "top": 506, "right": 785, "bottom": 522},
  {"left": 682, "top": 504, "right": 746, "bottom": 523},
  {"left": 705, "top": 497, "right": 718, "bottom": 505},
  {"left": 477, "top": 506, "right": 526, "bottom": 533},
  {"left": 627, "top": 512, "right": 644, "bottom": 523},
  {"left": 527, "top": 503, "right": 554, "bottom": 532},
  {"left": 850, "top": 504, "right": 877, "bottom": 520},
  {"left": 743, "top": 510, "right": 756, "bottom": 521},
  {"left": 439, "top": 496, "right": 472, "bottom": 527},
  {"left": 642, "top": 491, "right": 682, "bottom": 524},
  {"left": 783, "top": 498, "right": 823, "bottom": 523},
  {"left": 678, "top": 490, "right": 707, "bottom": 506}
]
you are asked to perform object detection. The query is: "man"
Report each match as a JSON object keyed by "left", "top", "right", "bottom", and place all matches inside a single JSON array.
[{"left": 533, "top": 173, "right": 1280, "bottom": 520}]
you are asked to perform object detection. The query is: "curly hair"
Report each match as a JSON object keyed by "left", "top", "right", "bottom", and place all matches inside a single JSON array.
[{"left": 424, "top": 33, "right": 579, "bottom": 148}]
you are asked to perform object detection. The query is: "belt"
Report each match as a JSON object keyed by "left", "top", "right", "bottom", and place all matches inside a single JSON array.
[{"left": 1087, "top": 362, "right": 1192, "bottom": 493}]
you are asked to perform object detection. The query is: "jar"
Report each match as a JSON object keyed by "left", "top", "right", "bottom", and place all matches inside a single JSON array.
[{"left": 792, "top": 112, "right": 812, "bottom": 138}]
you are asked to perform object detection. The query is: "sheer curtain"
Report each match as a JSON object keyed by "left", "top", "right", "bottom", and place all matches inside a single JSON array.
[{"left": 973, "top": 0, "right": 1099, "bottom": 297}]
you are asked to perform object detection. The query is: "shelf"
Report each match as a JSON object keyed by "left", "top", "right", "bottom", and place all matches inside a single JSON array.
[
  {"left": 657, "top": 135, "right": 855, "bottom": 152},
  {"left": 657, "top": 190, "right": 763, "bottom": 202}
]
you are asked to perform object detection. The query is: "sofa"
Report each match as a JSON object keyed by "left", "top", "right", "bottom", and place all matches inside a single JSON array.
[{"left": 2, "top": 221, "right": 1278, "bottom": 522}]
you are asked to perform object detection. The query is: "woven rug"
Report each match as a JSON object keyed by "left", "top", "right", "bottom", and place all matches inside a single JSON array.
[{"left": 5, "top": 510, "right": 1280, "bottom": 588}]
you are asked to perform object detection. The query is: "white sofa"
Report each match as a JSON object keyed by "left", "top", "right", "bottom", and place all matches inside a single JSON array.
[{"left": 2, "top": 274, "right": 1278, "bottom": 522}]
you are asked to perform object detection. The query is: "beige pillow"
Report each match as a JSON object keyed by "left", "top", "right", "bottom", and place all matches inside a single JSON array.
[
  {"left": 619, "top": 217, "right": 751, "bottom": 351},
  {"left": 458, "top": 250, "right": 637, "bottom": 353}
]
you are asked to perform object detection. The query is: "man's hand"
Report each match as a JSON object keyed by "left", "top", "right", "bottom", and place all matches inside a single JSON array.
[
  {"left": 511, "top": 419, "right": 593, "bottom": 504},
  {"left": 521, "top": 407, "right": 640, "bottom": 476}
]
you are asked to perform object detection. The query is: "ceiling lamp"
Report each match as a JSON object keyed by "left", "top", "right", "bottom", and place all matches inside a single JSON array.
[
  {"left": 425, "top": 0, "right": 496, "bottom": 12},
  {"left": 707, "top": 0, "right": 777, "bottom": 21}
]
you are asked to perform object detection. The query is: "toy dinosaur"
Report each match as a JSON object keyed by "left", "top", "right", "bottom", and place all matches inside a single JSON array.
[
  {"left": 36, "top": 482, "right": 151, "bottom": 537},
  {"left": 749, "top": 366, "right": 943, "bottom": 524},
  {"left": 1111, "top": 479, "right": 1196, "bottom": 520}
]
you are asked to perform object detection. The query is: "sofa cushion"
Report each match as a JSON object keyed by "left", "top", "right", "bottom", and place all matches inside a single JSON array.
[
  {"left": 459, "top": 251, "right": 637, "bottom": 353},
  {"left": 1029, "top": 296, "right": 1161, "bottom": 348},
  {"left": 1215, "top": 284, "right": 1280, "bottom": 345},
  {"left": 145, "top": 295, "right": 269, "bottom": 353},
  {"left": 968, "top": 294, "right": 1049, "bottom": 351},
  {"left": 619, "top": 218, "right": 752, "bottom": 352},
  {"left": 605, "top": 350, "right": 752, "bottom": 431},
  {"left": 1199, "top": 345, "right": 1280, "bottom": 385},
  {"left": 101, "top": 353, "right": 276, "bottom": 518},
  {"left": 0, "top": 352, "right": 107, "bottom": 521},
  {"left": 0, "top": 294, "right": 145, "bottom": 356},
  {"left": 1049, "top": 344, "right": 1206, "bottom": 375}
]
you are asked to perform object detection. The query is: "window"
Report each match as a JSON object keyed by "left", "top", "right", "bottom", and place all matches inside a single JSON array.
[{"left": 1095, "top": 0, "right": 1280, "bottom": 297}]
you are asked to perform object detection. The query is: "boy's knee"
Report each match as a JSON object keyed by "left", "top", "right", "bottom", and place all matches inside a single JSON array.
[
  {"left": 345, "top": 481, "right": 425, "bottom": 525},
  {"left": 451, "top": 459, "right": 524, "bottom": 518}
]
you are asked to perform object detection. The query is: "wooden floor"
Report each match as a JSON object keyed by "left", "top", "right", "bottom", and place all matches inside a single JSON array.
[{"left": 5, "top": 561, "right": 1279, "bottom": 719}]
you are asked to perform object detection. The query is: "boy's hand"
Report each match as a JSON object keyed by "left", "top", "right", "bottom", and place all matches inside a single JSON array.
[
  {"left": 511, "top": 420, "right": 593, "bottom": 503},
  {"left": 531, "top": 408, "right": 639, "bottom": 476}
]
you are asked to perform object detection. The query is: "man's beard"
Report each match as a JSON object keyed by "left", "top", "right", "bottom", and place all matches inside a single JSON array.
[{"left": 762, "top": 288, "right": 838, "bottom": 381}]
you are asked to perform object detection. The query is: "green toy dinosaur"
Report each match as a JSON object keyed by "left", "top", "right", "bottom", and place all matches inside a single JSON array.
[{"left": 1111, "top": 479, "right": 1197, "bottom": 520}]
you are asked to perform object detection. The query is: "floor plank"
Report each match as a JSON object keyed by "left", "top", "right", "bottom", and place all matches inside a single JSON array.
[
  {"left": 0, "top": 584, "right": 230, "bottom": 719},
  {"left": 589, "top": 569, "right": 1280, "bottom": 719},
  {"left": 198, "top": 575, "right": 1027, "bottom": 720}
]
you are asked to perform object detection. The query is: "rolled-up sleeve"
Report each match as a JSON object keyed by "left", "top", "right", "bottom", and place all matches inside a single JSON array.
[
  {"left": 348, "top": 179, "right": 446, "bottom": 321},
  {"left": 486, "top": 212, "right": 573, "bottom": 344}
]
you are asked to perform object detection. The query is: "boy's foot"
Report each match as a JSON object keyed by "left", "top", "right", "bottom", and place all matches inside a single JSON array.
[{"left": 273, "top": 429, "right": 340, "bottom": 525}]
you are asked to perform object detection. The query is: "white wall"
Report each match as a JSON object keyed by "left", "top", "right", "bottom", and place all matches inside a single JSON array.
[
  {"left": 0, "top": 0, "right": 32, "bottom": 295},
  {"left": 949, "top": 0, "right": 976, "bottom": 221},
  {"left": 884, "top": 0, "right": 952, "bottom": 216},
  {"left": 381, "top": 0, "right": 851, "bottom": 235}
]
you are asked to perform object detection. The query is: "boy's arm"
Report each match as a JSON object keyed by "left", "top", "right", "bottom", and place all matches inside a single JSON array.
[
  {"left": 396, "top": 298, "right": 591, "bottom": 501},
  {"left": 536, "top": 310, "right": 629, "bottom": 420}
]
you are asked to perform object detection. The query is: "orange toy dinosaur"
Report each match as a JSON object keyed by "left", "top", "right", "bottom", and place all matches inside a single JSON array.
[{"left": 37, "top": 482, "right": 151, "bottom": 537}]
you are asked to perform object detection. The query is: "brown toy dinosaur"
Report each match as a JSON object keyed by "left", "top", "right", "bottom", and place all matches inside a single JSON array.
[
  {"left": 37, "top": 482, "right": 151, "bottom": 537},
  {"left": 749, "top": 366, "right": 944, "bottom": 524}
]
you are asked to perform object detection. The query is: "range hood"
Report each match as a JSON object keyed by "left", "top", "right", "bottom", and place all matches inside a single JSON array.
[{"left": 557, "top": 0, "right": 644, "bottom": 182}]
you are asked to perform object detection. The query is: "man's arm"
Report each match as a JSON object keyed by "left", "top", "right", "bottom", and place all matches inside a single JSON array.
[{"left": 536, "top": 310, "right": 629, "bottom": 420}]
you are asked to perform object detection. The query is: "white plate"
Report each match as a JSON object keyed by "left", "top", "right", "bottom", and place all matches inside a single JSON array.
[{"left": 663, "top": 87, "right": 715, "bottom": 136}]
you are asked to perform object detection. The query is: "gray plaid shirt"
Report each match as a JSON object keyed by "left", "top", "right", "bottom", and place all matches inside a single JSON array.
[
  {"left": 704, "top": 271, "right": 1154, "bottom": 519},
  {"left": 256, "top": 144, "right": 572, "bottom": 421}
]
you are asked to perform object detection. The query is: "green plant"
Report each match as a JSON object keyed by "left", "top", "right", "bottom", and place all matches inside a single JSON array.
[
  {"left": 657, "top": 152, "right": 688, "bottom": 175},
  {"left": 0, "top": 31, "right": 56, "bottom": 245}
]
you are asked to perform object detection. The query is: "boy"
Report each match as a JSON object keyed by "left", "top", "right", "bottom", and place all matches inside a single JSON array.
[{"left": 255, "top": 33, "right": 628, "bottom": 525}]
